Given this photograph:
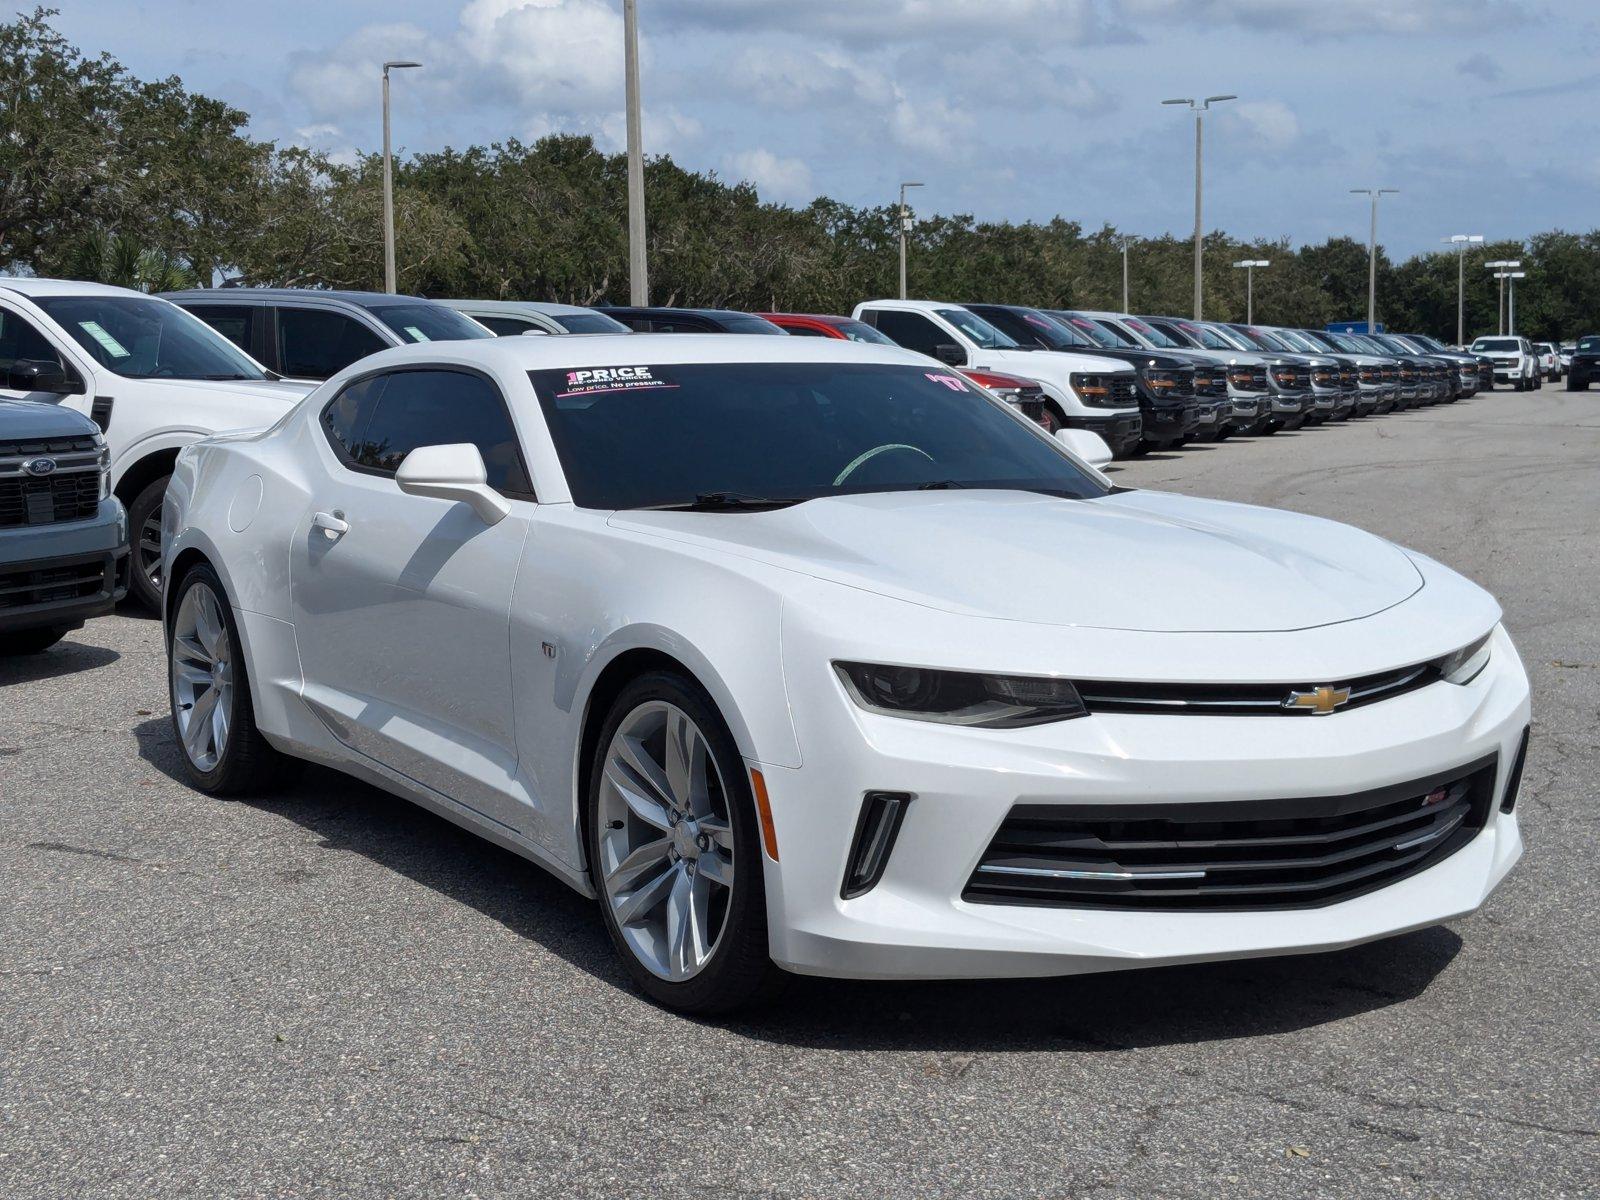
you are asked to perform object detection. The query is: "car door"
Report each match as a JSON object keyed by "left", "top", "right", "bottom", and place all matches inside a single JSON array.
[
  {"left": 859, "top": 308, "right": 967, "bottom": 364},
  {"left": 289, "top": 365, "right": 537, "bottom": 832}
]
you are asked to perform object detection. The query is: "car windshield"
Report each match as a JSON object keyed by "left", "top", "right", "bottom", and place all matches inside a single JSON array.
[
  {"left": 1407, "top": 334, "right": 1446, "bottom": 351},
  {"left": 1578, "top": 337, "right": 1600, "bottom": 352},
  {"left": 1472, "top": 338, "right": 1521, "bottom": 352},
  {"left": 703, "top": 312, "right": 788, "bottom": 335},
  {"left": 1051, "top": 312, "right": 1125, "bottom": 347},
  {"left": 1247, "top": 327, "right": 1297, "bottom": 352},
  {"left": 1329, "top": 333, "right": 1371, "bottom": 353},
  {"left": 934, "top": 309, "right": 1019, "bottom": 349},
  {"left": 1122, "top": 317, "right": 1182, "bottom": 349},
  {"left": 971, "top": 307, "right": 1091, "bottom": 350},
  {"left": 33, "top": 294, "right": 269, "bottom": 380},
  {"left": 1173, "top": 320, "right": 1235, "bottom": 351},
  {"left": 832, "top": 319, "right": 898, "bottom": 346},
  {"left": 1198, "top": 323, "right": 1255, "bottom": 352},
  {"left": 1383, "top": 336, "right": 1424, "bottom": 353},
  {"left": 1273, "top": 329, "right": 1319, "bottom": 352},
  {"left": 1296, "top": 330, "right": 1341, "bottom": 352},
  {"left": 554, "top": 311, "right": 632, "bottom": 334},
  {"left": 368, "top": 303, "right": 495, "bottom": 343},
  {"left": 532, "top": 361, "right": 1110, "bottom": 510}
]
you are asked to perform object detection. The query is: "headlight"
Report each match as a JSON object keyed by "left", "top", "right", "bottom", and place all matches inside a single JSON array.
[
  {"left": 1270, "top": 366, "right": 1298, "bottom": 388},
  {"left": 835, "top": 662, "right": 1088, "bottom": 728},
  {"left": 1068, "top": 373, "right": 1114, "bottom": 405},
  {"left": 1434, "top": 631, "right": 1493, "bottom": 685}
]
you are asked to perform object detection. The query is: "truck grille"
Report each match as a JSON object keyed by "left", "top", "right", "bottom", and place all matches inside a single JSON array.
[
  {"left": 963, "top": 756, "right": 1498, "bottom": 912},
  {"left": 0, "top": 552, "right": 115, "bottom": 612},
  {"left": 0, "top": 436, "right": 104, "bottom": 529},
  {"left": 1193, "top": 369, "right": 1227, "bottom": 398},
  {"left": 1107, "top": 376, "right": 1138, "bottom": 407}
]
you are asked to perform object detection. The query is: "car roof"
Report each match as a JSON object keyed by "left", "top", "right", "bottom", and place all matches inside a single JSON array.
[
  {"left": 336, "top": 331, "right": 930, "bottom": 375},
  {"left": 597, "top": 306, "right": 771, "bottom": 320},
  {"left": 437, "top": 299, "right": 601, "bottom": 317},
  {"left": 160, "top": 288, "right": 436, "bottom": 309},
  {"left": 761, "top": 312, "right": 854, "bottom": 324},
  {"left": 0, "top": 277, "right": 149, "bottom": 298}
]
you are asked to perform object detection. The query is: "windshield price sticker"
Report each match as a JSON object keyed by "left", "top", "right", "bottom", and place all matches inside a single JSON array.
[
  {"left": 403, "top": 326, "right": 431, "bottom": 342},
  {"left": 924, "top": 372, "right": 969, "bottom": 392},
  {"left": 557, "top": 365, "right": 676, "bottom": 398},
  {"left": 79, "top": 320, "right": 130, "bottom": 358}
]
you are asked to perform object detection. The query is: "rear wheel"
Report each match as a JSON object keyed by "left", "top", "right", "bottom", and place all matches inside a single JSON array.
[
  {"left": 587, "top": 671, "right": 782, "bottom": 1014},
  {"left": 1035, "top": 405, "right": 1064, "bottom": 435},
  {"left": 168, "top": 563, "right": 298, "bottom": 795},
  {"left": 127, "top": 476, "right": 168, "bottom": 612},
  {"left": 1, "top": 627, "right": 69, "bottom": 655}
]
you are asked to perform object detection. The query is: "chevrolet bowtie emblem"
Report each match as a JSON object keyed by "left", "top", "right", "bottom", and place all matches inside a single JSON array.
[{"left": 1283, "top": 685, "right": 1352, "bottom": 715}]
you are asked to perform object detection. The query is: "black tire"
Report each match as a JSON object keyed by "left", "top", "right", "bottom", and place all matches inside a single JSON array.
[
  {"left": 167, "top": 562, "right": 300, "bottom": 796},
  {"left": 1035, "top": 405, "right": 1064, "bottom": 435},
  {"left": 1567, "top": 377, "right": 1585, "bottom": 391},
  {"left": 1, "top": 626, "right": 69, "bottom": 655},
  {"left": 126, "top": 475, "right": 169, "bottom": 612},
  {"left": 586, "top": 670, "right": 783, "bottom": 1015}
]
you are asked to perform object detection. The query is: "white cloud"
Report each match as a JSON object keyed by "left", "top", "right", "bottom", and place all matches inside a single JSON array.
[
  {"left": 723, "top": 148, "right": 815, "bottom": 203},
  {"left": 595, "top": 106, "right": 705, "bottom": 157},
  {"left": 1121, "top": 0, "right": 1530, "bottom": 36},
  {"left": 457, "top": 0, "right": 622, "bottom": 109},
  {"left": 1233, "top": 99, "right": 1300, "bottom": 149}
]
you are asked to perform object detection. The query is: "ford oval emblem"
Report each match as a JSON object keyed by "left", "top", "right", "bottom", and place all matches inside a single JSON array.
[{"left": 22, "top": 457, "right": 57, "bottom": 477}]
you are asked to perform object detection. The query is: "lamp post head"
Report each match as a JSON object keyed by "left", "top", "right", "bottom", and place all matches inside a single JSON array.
[
  {"left": 1203, "top": 94, "right": 1237, "bottom": 106},
  {"left": 383, "top": 60, "right": 422, "bottom": 74},
  {"left": 1232, "top": 259, "right": 1270, "bottom": 269},
  {"left": 1162, "top": 97, "right": 1195, "bottom": 107}
]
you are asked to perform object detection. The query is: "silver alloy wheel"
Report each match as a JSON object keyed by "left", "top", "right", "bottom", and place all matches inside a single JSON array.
[
  {"left": 170, "top": 582, "right": 233, "bottom": 772},
  {"left": 597, "top": 700, "right": 735, "bottom": 981},
  {"left": 138, "top": 509, "right": 162, "bottom": 593}
]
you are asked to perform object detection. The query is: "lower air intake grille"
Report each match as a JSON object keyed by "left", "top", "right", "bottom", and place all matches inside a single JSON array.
[{"left": 963, "top": 756, "right": 1497, "bottom": 911}]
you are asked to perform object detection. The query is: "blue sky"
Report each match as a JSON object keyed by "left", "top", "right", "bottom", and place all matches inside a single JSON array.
[{"left": 46, "top": 0, "right": 1600, "bottom": 259}]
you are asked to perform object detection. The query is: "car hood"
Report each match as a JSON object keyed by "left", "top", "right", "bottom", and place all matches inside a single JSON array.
[
  {"left": 611, "top": 489, "right": 1425, "bottom": 633},
  {"left": 0, "top": 397, "right": 100, "bottom": 439},
  {"left": 139, "top": 377, "right": 315, "bottom": 404}
]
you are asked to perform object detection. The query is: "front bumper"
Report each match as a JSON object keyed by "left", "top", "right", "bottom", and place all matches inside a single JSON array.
[
  {"left": 1224, "top": 394, "right": 1265, "bottom": 428},
  {"left": 1268, "top": 390, "right": 1309, "bottom": 417},
  {"left": 1139, "top": 402, "right": 1200, "bottom": 444},
  {"left": 761, "top": 626, "right": 1529, "bottom": 981},
  {"left": 1063, "top": 410, "right": 1143, "bottom": 455},
  {"left": 0, "top": 499, "right": 129, "bottom": 634}
]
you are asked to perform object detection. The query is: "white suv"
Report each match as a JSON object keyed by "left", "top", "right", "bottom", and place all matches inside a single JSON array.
[
  {"left": 0, "top": 279, "right": 313, "bottom": 607},
  {"left": 851, "top": 300, "right": 1142, "bottom": 456},
  {"left": 1469, "top": 336, "right": 1539, "bottom": 391}
]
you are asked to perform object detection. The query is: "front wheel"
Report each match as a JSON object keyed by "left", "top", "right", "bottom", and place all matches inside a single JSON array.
[
  {"left": 1, "top": 627, "right": 68, "bottom": 655},
  {"left": 126, "top": 476, "right": 169, "bottom": 612},
  {"left": 1034, "top": 405, "right": 1064, "bottom": 435},
  {"left": 588, "top": 672, "right": 782, "bottom": 1014},
  {"left": 168, "top": 563, "right": 298, "bottom": 795}
]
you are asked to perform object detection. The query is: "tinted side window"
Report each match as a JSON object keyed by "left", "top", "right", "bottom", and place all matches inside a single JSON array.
[
  {"left": 868, "top": 310, "right": 946, "bottom": 357},
  {"left": 185, "top": 305, "right": 256, "bottom": 354},
  {"left": 782, "top": 324, "right": 828, "bottom": 338},
  {"left": 0, "top": 308, "right": 67, "bottom": 375},
  {"left": 649, "top": 316, "right": 713, "bottom": 333},
  {"left": 278, "top": 307, "right": 387, "bottom": 379},
  {"left": 475, "top": 315, "right": 538, "bottom": 337},
  {"left": 325, "top": 369, "right": 532, "bottom": 496}
]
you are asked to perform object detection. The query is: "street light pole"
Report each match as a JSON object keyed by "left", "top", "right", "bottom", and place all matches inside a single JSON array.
[
  {"left": 381, "top": 60, "right": 421, "bottom": 294},
  {"left": 1497, "top": 270, "right": 1526, "bottom": 335},
  {"left": 1232, "top": 259, "right": 1270, "bottom": 324},
  {"left": 1164, "top": 95, "right": 1236, "bottom": 320},
  {"left": 1485, "top": 260, "right": 1521, "bottom": 335},
  {"left": 898, "top": 181, "right": 924, "bottom": 300},
  {"left": 1350, "top": 187, "right": 1398, "bottom": 333},
  {"left": 1121, "top": 239, "right": 1130, "bottom": 312},
  {"left": 623, "top": 0, "right": 648, "bottom": 305},
  {"left": 1442, "top": 234, "right": 1483, "bottom": 345}
]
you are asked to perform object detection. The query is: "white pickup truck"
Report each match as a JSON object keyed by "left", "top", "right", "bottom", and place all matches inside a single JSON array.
[
  {"left": 850, "top": 299, "right": 1144, "bottom": 456},
  {"left": 0, "top": 279, "right": 313, "bottom": 608},
  {"left": 1469, "top": 336, "right": 1539, "bottom": 391}
]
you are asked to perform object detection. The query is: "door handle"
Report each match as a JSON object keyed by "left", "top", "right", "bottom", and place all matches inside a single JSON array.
[{"left": 312, "top": 510, "right": 349, "bottom": 540}]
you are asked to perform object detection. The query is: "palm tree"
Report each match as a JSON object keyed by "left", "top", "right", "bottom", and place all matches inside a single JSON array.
[{"left": 63, "top": 229, "right": 200, "bottom": 293}]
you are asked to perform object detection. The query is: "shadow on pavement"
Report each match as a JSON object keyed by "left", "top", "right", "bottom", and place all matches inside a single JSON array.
[
  {"left": 0, "top": 638, "right": 119, "bottom": 687},
  {"left": 132, "top": 716, "right": 1464, "bottom": 1052}
]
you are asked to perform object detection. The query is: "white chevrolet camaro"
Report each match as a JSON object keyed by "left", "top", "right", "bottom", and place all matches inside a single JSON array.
[{"left": 161, "top": 334, "right": 1531, "bottom": 1013}]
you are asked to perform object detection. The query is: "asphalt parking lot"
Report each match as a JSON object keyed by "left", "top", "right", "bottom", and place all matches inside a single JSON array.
[{"left": 2, "top": 383, "right": 1596, "bottom": 1199}]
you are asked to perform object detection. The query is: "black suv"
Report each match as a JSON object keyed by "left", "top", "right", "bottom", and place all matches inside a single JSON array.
[
  {"left": 1566, "top": 334, "right": 1600, "bottom": 390},
  {"left": 1, "top": 398, "right": 128, "bottom": 654}
]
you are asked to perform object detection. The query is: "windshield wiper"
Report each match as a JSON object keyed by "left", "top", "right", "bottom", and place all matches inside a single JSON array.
[
  {"left": 200, "top": 373, "right": 255, "bottom": 380},
  {"left": 646, "top": 491, "right": 807, "bottom": 512},
  {"left": 917, "top": 480, "right": 969, "bottom": 490}
]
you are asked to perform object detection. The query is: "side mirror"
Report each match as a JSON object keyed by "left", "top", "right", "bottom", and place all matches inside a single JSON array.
[
  {"left": 7, "top": 358, "right": 72, "bottom": 394},
  {"left": 1054, "top": 427, "right": 1114, "bottom": 469},
  {"left": 518, "top": 328, "right": 551, "bottom": 336},
  {"left": 933, "top": 343, "right": 966, "bottom": 367},
  {"left": 395, "top": 443, "right": 512, "bottom": 525}
]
